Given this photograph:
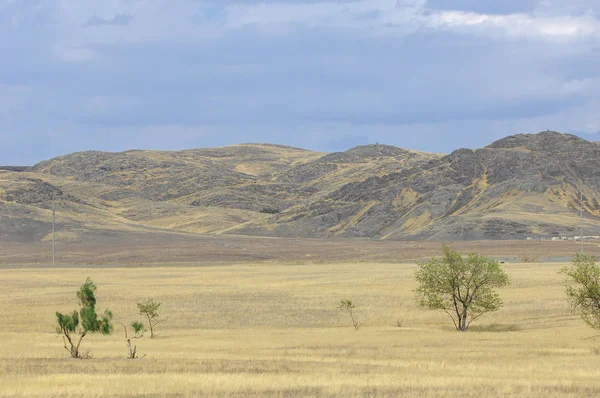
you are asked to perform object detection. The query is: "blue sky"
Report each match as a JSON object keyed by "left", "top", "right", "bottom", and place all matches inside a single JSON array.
[{"left": 1, "top": 0, "right": 600, "bottom": 164}]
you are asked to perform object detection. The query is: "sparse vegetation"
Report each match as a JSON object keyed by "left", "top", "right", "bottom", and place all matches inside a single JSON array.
[
  {"left": 260, "top": 208, "right": 280, "bottom": 214},
  {"left": 1, "top": 261, "right": 599, "bottom": 396},
  {"left": 119, "top": 321, "right": 146, "bottom": 359},
  {"left": 55, "top": 278, "right": 113, "bottom": 358},
  {"left": 561, "top": 254, "right": 600, "bottom": 330},
  {"left": 415, "top": 244, "right": 510, "bottom": 331},
  {"left": 137, "top": 298, "right": 162, "bottom": 339},
  {"left": 521, "top": 256, "right": 539, "bottom": 263},
  {"left": 4, "top": 132, "right": 599, "bottom": 242},
  {"left": 339, "top": 299, "right": 359, "bottom": 330}
]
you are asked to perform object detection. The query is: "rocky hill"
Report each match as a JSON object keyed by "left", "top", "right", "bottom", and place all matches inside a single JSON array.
[
  {"left": 1, "top": 132, "right": 599, "bottom": 243},
  {"left": 0, "top": 166, "right": 29, "bottom": 172}
]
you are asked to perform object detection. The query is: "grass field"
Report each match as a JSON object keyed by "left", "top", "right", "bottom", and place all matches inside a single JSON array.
[{"left": 1, "top": 259, "right": 600, "bottom": 397}]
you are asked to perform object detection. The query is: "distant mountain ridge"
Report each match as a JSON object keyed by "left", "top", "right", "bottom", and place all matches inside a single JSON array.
[{"left": 1, "top": 131, "right": 599, "bottom": 243}]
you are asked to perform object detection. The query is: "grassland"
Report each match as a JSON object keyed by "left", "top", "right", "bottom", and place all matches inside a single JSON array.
[{"left": 1, "top": 259, "right": 600, "bottom": 397}]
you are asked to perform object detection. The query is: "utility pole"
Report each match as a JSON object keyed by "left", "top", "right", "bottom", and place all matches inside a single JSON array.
[
  {"left": 52, "top": 193, "right": 56, "bottom": 265},
  {"left": 580, "top": 188, "right": 584, "bottom": 255}
]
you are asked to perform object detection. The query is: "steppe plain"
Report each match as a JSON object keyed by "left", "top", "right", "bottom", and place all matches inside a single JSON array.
[
  {"left": 2, "top": 132, "right": 600, "bottom": 396},
  {"left": 1, "top": 238, "right": 600, "bottom": 397}
]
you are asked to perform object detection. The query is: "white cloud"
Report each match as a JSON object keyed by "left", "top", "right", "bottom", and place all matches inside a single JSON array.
[
  {"left": 427, "top": 11, "right": 600, "bottom": 40},
  {"left": 221, "top": 0, "right": 600, "bottom": 41},
  {"left": 5, "top": 0, "right": 598, "bottom": 54}
]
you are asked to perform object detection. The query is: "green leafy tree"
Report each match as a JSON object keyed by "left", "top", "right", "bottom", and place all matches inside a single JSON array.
[
  {"left": 119, "top": 321, "right": 146, "bottom": 359},
  {"left": 55, "top": 278, "right": 113, "bottom": 358},
  {"left": 137, "top": 298, "right": 162, "bottom": 338},
  {"left": 415, "top": 245, "right": 510, "bottom": 331},
  {"left": 561, "top": 254, "right": 600, "bottom": 330},
  {"left": 339, "top": 299, "right": 359, "bottom": 330}
]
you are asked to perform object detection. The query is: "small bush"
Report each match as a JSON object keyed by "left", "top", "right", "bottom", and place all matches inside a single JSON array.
[
  {"left": 119, "top": 321, "right": 146, "bottom": 359},
  {"left": 260, "top": 208, "right": 280, "bottom": 214},
  {"left": 521, "top": 256, "right": 539, "bottom": 263}
]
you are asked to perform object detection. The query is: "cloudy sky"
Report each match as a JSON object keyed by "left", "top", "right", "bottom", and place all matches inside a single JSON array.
[{"left": 2, "top": 0, "right": 600, "bottom": 164}]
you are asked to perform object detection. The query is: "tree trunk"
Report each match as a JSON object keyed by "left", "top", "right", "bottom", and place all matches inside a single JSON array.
[
  {"left": 459, "top": 312, "right": 468, "bottom": 331},
  {"left": 350, "top": 312, "right": 359, "bottom": 330},
  {"left": 63, "top": 333, "right": 85, "bottom": 358},
  {"left": 126, "top": 338, "right": 137, "bottom": 359},
  {"left": 63, "top": 334, "right": 79, "bottom": 358},
  {"left": 74, "top": 332, "right": 86, "bottom": 358},
  {"left": 147, "top": 315, "right": 154, "bottom": 339}
]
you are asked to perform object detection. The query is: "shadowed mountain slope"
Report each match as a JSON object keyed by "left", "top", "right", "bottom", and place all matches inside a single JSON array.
[{"left": 1, "top": 133, "right": 599, "bottom": 243}]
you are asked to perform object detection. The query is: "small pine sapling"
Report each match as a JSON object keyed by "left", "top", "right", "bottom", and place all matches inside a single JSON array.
[
  {"left": 339, "top": 299, "right": 360, "bottom": 330},
  {"left": 55, "top": 278, "right": 113, "bottom": 358}
]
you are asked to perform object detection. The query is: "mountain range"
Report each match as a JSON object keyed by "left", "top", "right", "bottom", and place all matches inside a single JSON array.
[{"left": 1, "top": 131, "right": 599, "bottom": 243}]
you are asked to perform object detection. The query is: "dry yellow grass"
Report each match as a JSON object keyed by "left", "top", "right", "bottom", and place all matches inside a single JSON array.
[{"left": 1, "top": 261, "right": 599, "bottom": 397}]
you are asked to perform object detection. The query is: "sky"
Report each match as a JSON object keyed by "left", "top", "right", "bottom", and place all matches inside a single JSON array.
[{"left": 2, "top": 0, "right": 600, "bottom": 165}]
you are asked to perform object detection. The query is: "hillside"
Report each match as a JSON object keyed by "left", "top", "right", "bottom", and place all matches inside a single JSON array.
[{"left": 1, "top": 132, "right": 599, "bottom": 243}]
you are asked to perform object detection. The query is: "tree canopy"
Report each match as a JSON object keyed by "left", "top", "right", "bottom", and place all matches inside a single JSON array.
[
  {"left": 137, "top": 298, "right": 162, "bottom": 338},
  {"left": 55, "top": 278, "right": 113, "bottom": 358},
  {"left": 415, "top": 244, "right": 510, "bottom": 331},
  {"left": 561, "top": 254, "right": 600, "bottom": 330}
]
